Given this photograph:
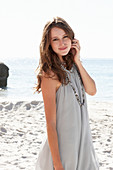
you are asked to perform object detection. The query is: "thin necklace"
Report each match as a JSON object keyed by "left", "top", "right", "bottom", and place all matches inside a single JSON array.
[{"left": 60, "top": 63, "right": 85, "bottom": 107}]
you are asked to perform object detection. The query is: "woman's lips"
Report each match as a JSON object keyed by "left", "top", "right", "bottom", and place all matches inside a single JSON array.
[{"left": 59, "top": 47, "right": 67, "bottom": 50}]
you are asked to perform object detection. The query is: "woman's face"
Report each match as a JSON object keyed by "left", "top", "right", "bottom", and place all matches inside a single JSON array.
[{"left": 50, "top": 27, "right": 71, "bottom": 61}]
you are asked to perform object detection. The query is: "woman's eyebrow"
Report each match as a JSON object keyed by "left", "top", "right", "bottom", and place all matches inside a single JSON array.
[
  {"left": 51, "top": 34, "right": 67, "bottom": 39},
  {"left": 51, "top": 36, "right": 58, "bottom": 39}
]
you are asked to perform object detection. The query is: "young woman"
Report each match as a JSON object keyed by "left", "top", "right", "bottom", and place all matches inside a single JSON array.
[{"left": 35, "top": 17, "right": 99, "bottom": 170}]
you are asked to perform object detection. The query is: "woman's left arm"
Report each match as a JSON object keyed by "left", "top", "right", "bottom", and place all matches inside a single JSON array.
[
  {"left": 71, "top": 39, "right": 97, "bottom": 96},
  {"left": 75, "top": 59, "right": 97, "bottom": 96}
]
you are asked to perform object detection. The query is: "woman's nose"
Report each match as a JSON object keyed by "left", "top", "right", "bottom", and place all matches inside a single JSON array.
[{"left": 59, "top": 39, "right": 65, "bottom": 46}]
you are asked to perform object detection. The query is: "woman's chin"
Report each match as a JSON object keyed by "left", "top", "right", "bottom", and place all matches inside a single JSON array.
[{"left": 59, "top": 51, "right": 69, "bottom": 56}]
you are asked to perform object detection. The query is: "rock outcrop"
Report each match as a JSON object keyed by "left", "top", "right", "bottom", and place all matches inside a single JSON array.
[{"left": 0, "top": 62, "right": 9, "bottom": 87}]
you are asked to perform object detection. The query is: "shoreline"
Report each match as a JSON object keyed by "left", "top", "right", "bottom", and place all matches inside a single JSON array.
[{"left": 0, "top": 100, "right": 113, "bottom": 170}]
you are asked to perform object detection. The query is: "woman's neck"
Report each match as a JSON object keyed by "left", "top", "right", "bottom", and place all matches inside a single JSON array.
[{"left": 58, "top": 55, "right": 64, "bottom": 63}]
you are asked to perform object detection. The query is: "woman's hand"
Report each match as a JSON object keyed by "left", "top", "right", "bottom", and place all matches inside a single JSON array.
[{"left": 71, "top": 38, "right": 81, "bottom": 64}]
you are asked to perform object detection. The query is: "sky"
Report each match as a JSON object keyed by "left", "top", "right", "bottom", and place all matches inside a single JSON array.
[{"left": 0, "top": 0, "right": 113, "bottom": 60}]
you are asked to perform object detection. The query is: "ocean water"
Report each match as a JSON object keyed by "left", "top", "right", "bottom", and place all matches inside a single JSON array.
[{"left": 0, "top": 57, "right": 113, "bottom": 102}]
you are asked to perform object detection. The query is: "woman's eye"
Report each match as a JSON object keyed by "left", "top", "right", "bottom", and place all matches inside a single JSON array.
[
  {"left": 53, "top": 38, "right": 58, "bottom": 41},
  {"left": 63, "top": 36, "right": 68, "bottom": 39}
]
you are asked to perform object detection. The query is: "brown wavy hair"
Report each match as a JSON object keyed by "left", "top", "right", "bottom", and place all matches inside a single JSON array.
[{"left": 35, "top": 16, "right": 76, "bottom": 93}]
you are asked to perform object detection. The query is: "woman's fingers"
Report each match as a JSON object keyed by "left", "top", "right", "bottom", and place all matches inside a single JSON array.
[
  {"left": 72, "top": 39, "right": 81, "bottom": 50},
  {"left": 72, "top": 43, "right": 80, "bottom": 51},
  {"left": 72, "top": 44, "right": 80, "bottom": 50}
]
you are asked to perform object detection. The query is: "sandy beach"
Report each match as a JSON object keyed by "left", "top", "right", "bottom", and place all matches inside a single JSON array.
[{"left": 0, "top": 100, "right": 113, "bottom": 170}]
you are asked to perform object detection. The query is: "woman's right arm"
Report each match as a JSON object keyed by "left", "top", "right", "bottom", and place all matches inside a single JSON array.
[{"left": 41, "top": 73, "right": 64, "bottom": 170}]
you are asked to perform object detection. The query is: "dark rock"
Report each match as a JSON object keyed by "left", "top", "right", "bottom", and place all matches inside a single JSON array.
[{"left": 0, "top": 62, "right": 9, "bottom": 87}]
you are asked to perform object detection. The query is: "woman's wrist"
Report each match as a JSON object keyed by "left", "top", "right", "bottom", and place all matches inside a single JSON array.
[
  {"left": 74, "top": 57, "right": 82, "bottom": 67},
  {"left": 54, "top": 163, "right": 64, "bottom": 169}
]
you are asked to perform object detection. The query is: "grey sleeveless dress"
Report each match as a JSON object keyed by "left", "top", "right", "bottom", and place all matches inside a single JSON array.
[{"left": 35, "top": 63, "right": 99, "bottom": 170}]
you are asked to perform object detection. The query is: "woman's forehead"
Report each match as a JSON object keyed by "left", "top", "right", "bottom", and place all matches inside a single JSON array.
[{"left": 50, "top": 27, "right": 66, "bottom": 38}]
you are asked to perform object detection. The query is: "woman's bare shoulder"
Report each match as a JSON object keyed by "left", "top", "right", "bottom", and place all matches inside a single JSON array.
[
  {"left": 41, "top": 70, "right": 59, "bottom": 86},
  {"left": 41, "top": 70, "right": 62, "bottom": 93},
  {"left": 42, "top": 70, "right": 57, "bottom": 79},
  {"left": 41, "top": 70, "right": 58, "bottom": 91}
]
